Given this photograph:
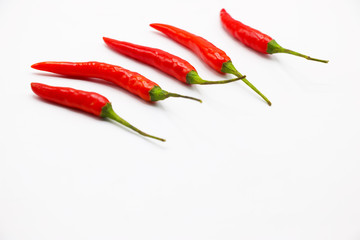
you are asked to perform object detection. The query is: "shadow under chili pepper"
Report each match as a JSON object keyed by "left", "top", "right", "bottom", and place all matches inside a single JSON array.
[
  {"left": 32, "top": 95, "right": 167, "bottom": 147},
  {"left": 33, "top": 72, "right": 159, "bottom": 107},
  {"left": 272, "top": 56, "right": 313, "bottom": 88}
]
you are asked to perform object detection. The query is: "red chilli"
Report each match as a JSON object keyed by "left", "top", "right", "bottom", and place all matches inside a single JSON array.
[
  {"left": 220, "top": 9, "right": 329, "bottom": 63},
  {"left": 31, "top": 82, "right": 165, "bottom": 142},
  {"left": 150, "top": 23, "right": 271, "bottom": 106},
  {"left": 103, "top": 37, "right": 243, "bottom": 85},
  {"left": 31, "top": 61, "right": 201, "bottom": 103}
]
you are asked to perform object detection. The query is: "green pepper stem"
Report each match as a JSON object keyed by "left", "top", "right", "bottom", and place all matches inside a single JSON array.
[
  {"left": 267, "top": 39, "right": 329, "bottom": 63},
  {"left": 280, "top": 48, "right": 329, "bottom": 63},
  {"left": 221, "top": 61, "right": 271, "bottom": 106},
  {"left": 194, "top": 76, "right": 245, "bottom": 85},
  {"left": 101, "top": 103, "right": 166, "bottom": 142},
  {"left": 186, "top": 70, "right": 245, "bottom": 85},
  {"left": 149, "top": 85, "right": 202, "bottom": 102},
  {"left": 166, "top": 92, "right": 202, "bottom": 103},
  {"left": 236, "top": 73, "right": 271, "bottom": 106}
]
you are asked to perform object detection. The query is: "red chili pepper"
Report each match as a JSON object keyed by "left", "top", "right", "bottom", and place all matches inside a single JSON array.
[
  {"left": 31, "top": 61, "right": 201, "bottom": 103},
  {"left": 150, "top": 23, "right": 271, "bottom": 106},
  {"left": 103, "top": 37, "right": 243, "bottom": 85},
  {"left": 220, "top": 9, "right": 329, "bottom": 63},
  {"left": 31, "top": 82, "right": 165, "bottom": 142}
]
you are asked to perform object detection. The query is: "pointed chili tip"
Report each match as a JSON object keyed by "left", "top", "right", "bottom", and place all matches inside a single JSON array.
[
  {"left": 103, "top": 37, "right": 112, "bottom": 46},
  {"left": 220, "top": 8, "right": 229, "bottom": 17},
  {"left": 30, "top": 82, "right": 39, "bottom": 89},
  {"left": 31, "top": 62, "right": 50, "bottom": 71},
  {"left": 103, "top": 36, "right": 112, "bottom": 43},
  {"left": 31, "top": 63, "right": 40, "bottom": 69},
  {"left": 149, "top": 23, "right": 161, "bottom": 31},
  {"left": 31, "top": 82, "right": 38, "bottom": 95}
]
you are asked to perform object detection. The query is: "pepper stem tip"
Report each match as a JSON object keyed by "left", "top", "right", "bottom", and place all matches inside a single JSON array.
[
  {"left": 267, "top": 40, "right": 329, "bottom": 63},
  {"left": 149, "top": 86, "right": 201, "bottom": 103},
  {"left": 167, "top": 92, "right": 202, "bottom": 103},
  {"left": 186, "top": 70, "right": 246, "bottom": 85},
  {"left": 221, "top": 61, "right": 271, "bottom": 106}
]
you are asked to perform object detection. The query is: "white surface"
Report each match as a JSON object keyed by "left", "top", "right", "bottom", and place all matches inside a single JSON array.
[{"left": 1, "top": 0, "right": 360, "bottom": 239}]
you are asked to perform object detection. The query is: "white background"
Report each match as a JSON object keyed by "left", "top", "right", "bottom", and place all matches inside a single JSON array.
[{"left": 1, "top": 0, "right": 360, "bottom": 239}]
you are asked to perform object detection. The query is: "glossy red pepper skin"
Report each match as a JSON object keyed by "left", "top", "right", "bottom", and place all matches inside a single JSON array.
[
  {"left": 31, "top": 61, "right": 201, "bottom": 103},
  {"left": 104, "top": 37, "right": 193, "bottom": 83},
  {"left": 150, "top": 23, "right": 230, "bottom": 74},
  {"left": 220, "top": 9, "right": 272, "bottom": 54},
  {"left": 31, "top": 82, "right": 109, "bottom": 116},
  {"left": 220, "top": 9, "right": 329, "bottom": 63},
  {"left": 103, "top": 37, "right": 241, "bottom": 85},
  {"left": 32, "top": 61, "right": 155, "bottom": 101},
  {"left": 31, "top": 82, "right": 165, "bottom": 142},
  {"left": 150, "top": 23, "right": 272, "bottom": 106}
]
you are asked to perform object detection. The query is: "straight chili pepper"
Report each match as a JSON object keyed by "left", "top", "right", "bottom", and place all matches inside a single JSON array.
[
  {"left": 103, "top": 37, "right": 244, "bottom": 85},
  {"left": 150, "top": 23, "right": 271, "bottom": 106},
  {"left": 31, "top": 82, "right": 165, "bottom": 142},
  {"left": 31, "top": 61, "right": 201, "bottom": 103},
  {"left": 220, "top": 9, "right": 329, "bottom": 63}
]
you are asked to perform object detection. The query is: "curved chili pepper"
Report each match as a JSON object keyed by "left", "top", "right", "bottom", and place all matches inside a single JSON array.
[
  {"left": 220, "top": 9, "right": 329, "bottom": 63},
  {"left": 31, "top": 82, "right": 165, "bottom": 142},
  {"left": 31, "top": 61, "right": 201, "bottom": 103},
  {"left": 150, "top": 23, "right": 271, "bottom": 106},
  {"left": 103, "top": 37, "right": 243, "bottom": 85}
]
